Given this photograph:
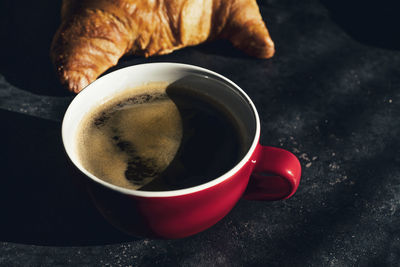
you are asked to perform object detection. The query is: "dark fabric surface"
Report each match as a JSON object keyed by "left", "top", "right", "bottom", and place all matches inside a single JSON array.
[{"left": 1, "top": 0, "right": 400, "bottom": 266}]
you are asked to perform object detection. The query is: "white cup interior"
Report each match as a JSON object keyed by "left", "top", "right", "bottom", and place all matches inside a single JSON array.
[{"left": 62, "top": 63, "right": 260, "bottom": 197}]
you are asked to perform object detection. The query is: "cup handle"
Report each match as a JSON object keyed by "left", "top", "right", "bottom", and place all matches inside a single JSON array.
[{"left": 243, "top": 146, "right": 301, "bottom": 201}]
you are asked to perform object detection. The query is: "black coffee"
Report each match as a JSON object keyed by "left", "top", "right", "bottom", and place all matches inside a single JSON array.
[{"left": 76, "top": 82, "right": 246, "bottom": 191}]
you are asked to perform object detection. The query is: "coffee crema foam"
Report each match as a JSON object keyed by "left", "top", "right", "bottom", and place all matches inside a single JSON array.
[{"left": 76, "top": 83, "right": 183, "bottom": 190}]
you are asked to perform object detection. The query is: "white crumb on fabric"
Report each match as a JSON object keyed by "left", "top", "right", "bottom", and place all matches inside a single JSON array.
[
  {"left": 299, "top": 153, "right": 310, "bottom": 161},
  {"left": 329, "top": 162, "right": 340, "bottom": 170},
  {"left": 329, "top": 175, "right": 349, "bottom": 185}
]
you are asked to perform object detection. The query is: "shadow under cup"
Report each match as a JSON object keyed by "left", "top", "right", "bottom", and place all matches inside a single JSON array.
[{"left": 62, "top": 63, "right": 262, "bottom": 238}]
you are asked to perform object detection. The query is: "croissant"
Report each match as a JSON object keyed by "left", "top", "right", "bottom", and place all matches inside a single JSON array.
[{"left": 50, "top": 0, "right": 275, "bottom": 93}]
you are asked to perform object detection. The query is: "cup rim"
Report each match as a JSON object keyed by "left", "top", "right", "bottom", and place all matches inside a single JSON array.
[{"left": 62, "top": 62, "right": 260, "bottom": 198}]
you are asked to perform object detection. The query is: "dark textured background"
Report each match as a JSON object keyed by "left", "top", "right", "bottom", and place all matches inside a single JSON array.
[{"left": 1, "top": 0, "right": 400, "bottom": 266}]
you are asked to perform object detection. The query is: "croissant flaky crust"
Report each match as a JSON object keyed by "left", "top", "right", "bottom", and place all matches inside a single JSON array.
[{"left": 50, "top": 0, "right": 275, "bottom": 93}]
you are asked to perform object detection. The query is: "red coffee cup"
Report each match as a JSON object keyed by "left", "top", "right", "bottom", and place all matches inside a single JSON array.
[{"left": 62, "top": 63, "right": 301, "bottom": 239}]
